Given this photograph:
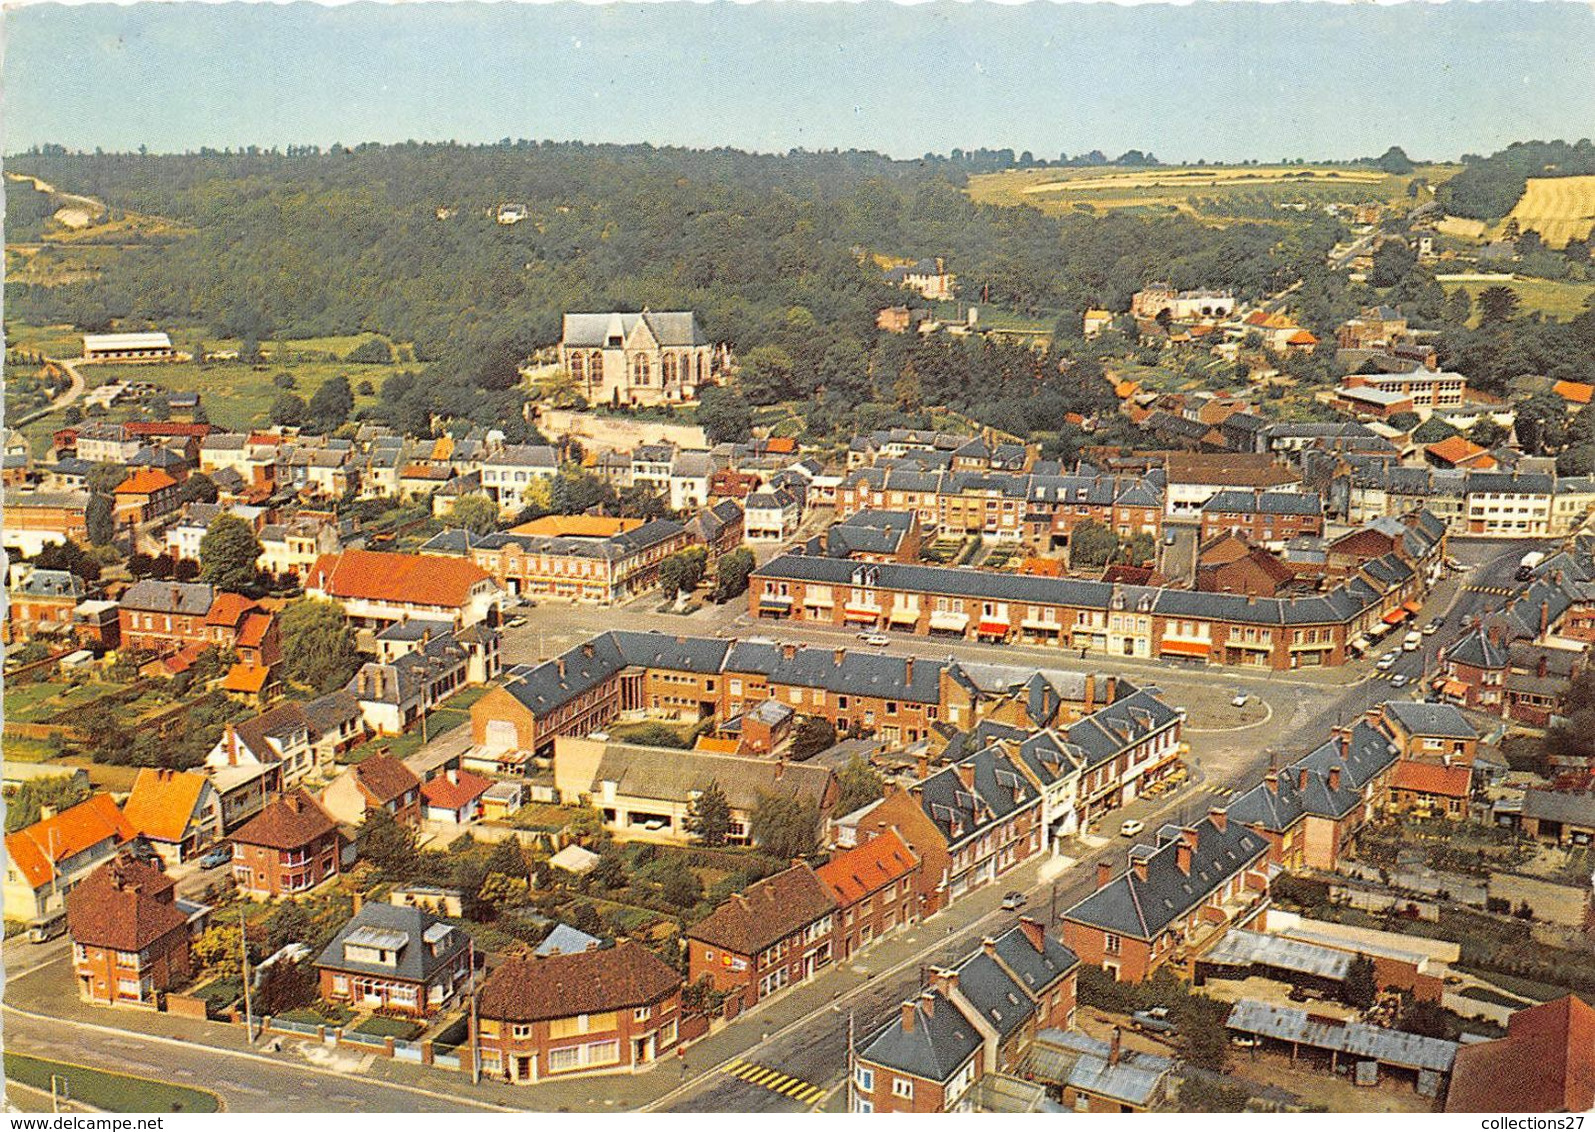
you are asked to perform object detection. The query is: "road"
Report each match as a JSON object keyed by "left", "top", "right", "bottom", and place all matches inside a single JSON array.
[{"left": 13, "top": 355, "right": 87, "bottom": 427}]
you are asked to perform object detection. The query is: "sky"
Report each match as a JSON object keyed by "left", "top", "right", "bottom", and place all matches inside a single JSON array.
[{"left": 6, "top": 1, "right": 1595, "bottom": 162}]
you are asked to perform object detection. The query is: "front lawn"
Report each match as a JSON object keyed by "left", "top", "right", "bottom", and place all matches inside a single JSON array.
[
  {"left": 350, "top": 1014, "right": 424, "bottom": 1040},
  {"left": 4, "top": 1053, "right": 220, "bottom": 1113}
]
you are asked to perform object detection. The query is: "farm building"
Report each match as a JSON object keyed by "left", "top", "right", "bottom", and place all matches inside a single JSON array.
[{"left": 82, "top": 332, "right": 176, "bottom": 363}]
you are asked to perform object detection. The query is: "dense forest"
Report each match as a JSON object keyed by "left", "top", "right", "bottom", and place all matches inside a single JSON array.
[
  {"left": 7, "top": 141, "right": 1346, "bottom": 439},
  {"left": 1442, "top": 138, "right": 1595, "bottom": 220}
]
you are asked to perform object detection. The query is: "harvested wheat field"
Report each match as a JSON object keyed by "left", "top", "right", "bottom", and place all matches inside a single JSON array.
[{"left": 1505, "top": 175, "right": 1595, "bottom": 247}]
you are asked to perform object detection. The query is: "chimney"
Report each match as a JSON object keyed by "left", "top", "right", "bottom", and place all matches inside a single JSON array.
[
  {"left": 834, "top": 647, "right": 846, "bottom": 667},
  {"left": 1018, "top": 916, "right": 1045, "bottom": 954},
  {"left": 447, "top": 769, "right": 459, "bottom": 785},
  {"left": 954, "top": 763, "right": 976, "bottom": 790},
  {"left": 1096, "top": 860, "right": 1113, "bottom": 891},
  {"left": 1538, "top": 654, "right": 1549, "bottom": 679},
  {"left": 919, "top": 989, "right": 937, "bottom": 1018},
  {"left": 1176, "top": 840, "right": 1193, "bottom": 875},
  {"left": 581, "top": 641, "right": 595, "bottom": 659},
  {"left": 782, "top": 643, "right": 797, "bottom": 660},
  {"left": 932, "top": 968, "right": 959, "bottom": 997},
  {"left": 982, "top": 937, "right": 998, "bottom": 959},
  {"left": 733, "top": 892, "right": 750, "bottom": 912},
  {"left": 901, "top": 1000, "right": 917, "bottom": 1034},
  {"left": 1209, "top": 807, "right": 1227, "bottom": 834},
  {"left": 1298, "top": 767, "right": 1309, "bottom": 791},
  {"left": 1540, "top": 600, "right": 1550, "bottom": 638},
  {"left": 1132, "top": 854, "right": 1149, "bottom": 883},
  {"left": 916, "top": 753, "right": 929, "bottom": 781},
  {"left": 1105, "top": 675, "right": 1118, "bottom": 704},
  {"left": 1084, "top": 673, "right": 1096, "bottom": 711},
  {"left": 1328, "top": 766, "right": 1342, "bottom": 792},
  {"left": 1109, "top": 1027, "right": 1123, "bottom": 1068},
  {"left": 1339, "top": 730, "right": 1350, "bottom": 757},
  {"left": 224, "top": 723, "right": 238, "bottom": 765},
  {"left": 1181, "top": 826, "right": 1199, "bottom": 851},
  {"left": 904, "top": 656, "right": 914, "bottom": 684},
  {"left": 1265, "top": 770, "right": 1279, "bottom": 795},
  {"left": 352, "top": 891, "right": 364, "bottom": 915},
  {"left": 557, "top": 657, "right": 566, "bottom": 679}
]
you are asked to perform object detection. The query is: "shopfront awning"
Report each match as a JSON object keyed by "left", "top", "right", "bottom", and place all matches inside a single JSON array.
[
  {"left": 888, "top": 607, "right": 919, "bottom": 625},
  {"left": 1403, "top": 599, "right": 1424, "bottom": 615},
  {"left": 843, "top": 606, "right": 881, "bottom": 622},
  {"left": 759, "top": 594, "right": 792, "bottom": 609},
  {"left": 1440, "top": 679, "right": 1468, "bottom": 699},
  {"left": 1348, "top": 635, "right": 1370, "bottom": 653},
  {"left": 1368, "top": 622, "right": 1392, "bottom": 639},
  {"left": 929, "top": 611, "right": 970, "bottom": 633},
  {"left": 976, "top": 620, "right": 1011, "bottom": 637},
  {"left": 1159, "top": 639, "right": 1211, "bottom": 659},
  {"left": 1021, "top": 619, "right": 1062, "bottom": 632},
  {"left": 1382, "top": 608, "right": 1407, "bottom": 625},
  {"left": 804, "top": 593, "right": 834, "bottom": 608}
]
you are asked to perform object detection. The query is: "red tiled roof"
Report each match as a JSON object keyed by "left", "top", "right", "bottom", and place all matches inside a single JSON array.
[
  {"left": 222, "top": 662, "right": 271, "bottom": 693},
  {"left": 1391, "top": 761, "right": 1472, "bottom": 799},
  {"left": 1426, "top": 435, "right": 1494, "bottom": 468},
  {"left": 420, "top": 770, "right": 492, "bottom": 811},
  {"left": 123, "top": 769, "right": 210, "bottom": 844},
  {"left": 123, "top": 421, "right": 211, "bottom": 439},
  {"left": 232, "top": 789, "right": 339, "bottom": 851},
  {"left": 687, "top": 865, "right": 837, "bottom": 956},
  {"left": 1553, "top": 380, "right": 1594, "bottom": 406},
  {"left": 236, "top": 610, "right": 273, "bottom": 648},
  {"left": 67, "top": 858, "right": 188, "bottom": 952},
  {"left": 478, "top": 940, "right": 681, "bottom": 1023},
  {"left": 815, "top": 829, "right": 919, "bottom": 906},
  {"left": 308, "top": 549, "right": 491, "bottom": 610},
  {"left": 4, "top": 794, "right": 135, "bottom": 889},
  {"left": 353, "top": 754, "right": 421, "bottom": 805},
  {"left": 1446, "top": 995, "right": 1595, "bottom": 1113},
  {"left": 205, "top": 592, "right": 259, "bottom": 628},
  {"left": 765, "top": 437, "right": 797, "bottom": 455},
  {"left": 114, "top": 468, "right": 178, "bottom": 495}
]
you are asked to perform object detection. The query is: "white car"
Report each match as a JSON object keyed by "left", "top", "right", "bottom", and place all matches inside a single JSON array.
[
  {"left": 1390, "top": 674, "right": 1409, "bottom": 688},
  {"left": 1376, "top": 653, "right": 1398, "bottom": 671},
  {"left": 1120, "top": 819, "right": 1146, "bottom": 838},
  {"left": 859, "top": 634, "right": 890, "bottom": 647},
  {"left": 1231, "top": 693, "right": 1249, "bottom": 708}
]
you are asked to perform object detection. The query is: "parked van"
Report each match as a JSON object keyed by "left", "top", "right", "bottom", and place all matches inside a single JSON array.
[
  {"left": 1402, "top": 631, "right": 1422, "bottom": 652},
  {"left": 26, "top": 912, "right": 66, "bottom": 943}
]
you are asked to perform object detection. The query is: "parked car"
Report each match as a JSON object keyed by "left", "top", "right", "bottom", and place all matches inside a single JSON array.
[
  {"left": 197, "top": 846, "right": 232, "bottom": 869},
  {"left": 505, "top": 616, "right": 527, "bottom": 629},
  {"left": 858, "top": 633, "right": 890, "bottom": 647},
  {"left": 1120, "top": 819, "right": 1146, "bottom": 838},
  {"left": 1230, "top": 692, "right": 1249, "bottom": 708},
  {"left": 1422, "top": 619, "right": 1442, "bottom": 635},
  {"left": 1230, "top": 1034, "right": 1260, "bottom": 1049},
  {"left": 1402, "top": 631, "right": 1422, "bottom": 652},
  {"left": 1131, "top": 1007, "right": 1177, "bottom": 1035},
  {"left": 1376, "top": 653, "right": 1398, "bottom": 671},
  {"left": 1390, "top": 674, "right": 1409, "bottom": 688},
  {"left": 1001, "top": 891, "right": 1028, "bottom": 911}
]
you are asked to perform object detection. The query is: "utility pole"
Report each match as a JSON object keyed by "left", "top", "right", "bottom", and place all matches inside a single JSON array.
[
  {"left": 844, "top": 1008, "right": 855, "bottom": 1114},
  {"left": 1049, "top": 879, "right": 1059, "bottom": 926},
  {"left": 469, "top": 937, "right": 481, "bottom": 1085},
  {"left": 239, "top": 906, "right": 254, "bottom": 1045}
]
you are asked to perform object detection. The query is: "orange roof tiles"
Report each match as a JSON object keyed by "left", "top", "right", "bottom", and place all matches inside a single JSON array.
[
  {"left": 509, "top": 515, "right": 644, "bottom": 538},
  {"left": 420, "top": 769, "right": 493, "bottom": 811},
  {"left": 693, "top": 736, "right": 742, "bottom": 754},
  {"left": 1554, "top": 380, "right": 1594, "bottom": 406},
  {"left": 123, "top": 769, "right": 210, "bottom": 844},
  {"left": 765, "top": 437, "right": 797, "bottom": 455},
  {"left": 4, "top": 794, "right": 135, "bottom": 889},
  {"left": 1391, "top": 761, "right": 1472, "bottom": 799},
  {"left": 309, "top": 549, "right": 491, "bottom": 610},
  {"left": 1426, "top": 435, "right": 1496, "bottom": 469},
  {"left": 236, "top": 610, "right": 273, "bottom": 649},
  {"left": 1286, "top": 329, "right": 1319, "bottom": 345},
  {"left": 114, "top": 468, "right": 178, "bottom": 495},
  {"left": 815, "top": 829, "right": 919, "bottom": 906},
  {"left": 222, "top": 662, "right": 271, "bottom": 693},
  {"left": 205, "top": 592, "right": 259, "bottom": 628}
]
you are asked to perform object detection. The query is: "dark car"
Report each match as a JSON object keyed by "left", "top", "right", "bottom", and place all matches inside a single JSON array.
[{"left": 198, "top": 846, "right": 232, "bottom": 870}]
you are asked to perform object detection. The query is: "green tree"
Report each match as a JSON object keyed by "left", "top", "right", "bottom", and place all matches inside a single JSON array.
[
  {"left": 1343, "top": 955, "right": 1378, "bottom": 1009},
  {"left": 269, "top": 392, "right": 307, "bottom": 427},
  {"left": 713, "top": 547, "right": 757, "bottom": 602},
  {"left": 685, "top": 781, "right": 732, "bottom": 847},
  {"left": 659, "top": 546, "right": 708, "bottom": 598},
  {"left": 179, "top": 472, "right": 219, "bottom": 505},
  {"left": 1386, "top": 410, "right": 1422, "bottom": 433},
  {"left": 1467, "top": 419, "right": 1508, "bottom": 449},
  {"left": 659, "top": 863, "right": 704, "bottom": 909},
  {"left": 1441, "top": 288, "right": 1474, "bottom": 326},
  {"left": 85, "top": 462, "right": 128, "bottom": 495},
  {"left": 307, "top": 375, "right": 354, "bottom": 432},
  {"left": 1372, "top": 146, "right": 1415, "bottom": 175},
  {"left": 697, "top": 386, "right": 753, "bottom": 445},
  {"left": 192, "top": 922, "right": 243, "bottom": 979},
  {"left": 356, "top": 809, "right": 419, "bottom": 876},
  {"left": 1068, "top": 520, "right": 1118, "bottom": 569},
  {"left": 198, "top": 513, "right": 262, "bottom": 592},
  {"left": 1478, "top": 285, "right": 1521, "bottom": 325},
  {"left": 4, "top": 776, "right": 92, "bottom": 833},
  {"left": 277, "top": 598, "right": 363, "bottom": 693},
  {"left": 85, "top": 493, "right": 116, "bottom": 547},
  {"left": 834, "top": 753, "right": 884, "bottom": 814},
  {"left": 344, "top": 337, "right": 394, "bottom": 364},
  {"left": 750, "top": 792, "right": 820, "bottom": 859},
  {"left": 1123, "top": 531, "right": 1156, "bottom": 567},
  {"left": 449, "top": 494, "right": 501, "bottom": 535},
  {"left": 738, "top": 346, "right": 795, "bottom": 405},
  {"left": 791, "top": 716, "right": 839, "bottom": 762}
]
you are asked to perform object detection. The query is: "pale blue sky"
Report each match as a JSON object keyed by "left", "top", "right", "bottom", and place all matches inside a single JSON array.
[{"left": 6, "top": 2, "right": 1594, "bottom": 161}]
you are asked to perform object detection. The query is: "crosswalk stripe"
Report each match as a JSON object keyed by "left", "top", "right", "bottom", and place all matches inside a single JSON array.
[
  {"left": 778, "top": 1079, "right": 808, "bottom": 1096},
  {"left": 747, "top": 1068, "right": 779, "bottom": 1086},
  {"left": 734, "top": 1064, "right": 761, "bottom": 1081},
  {"left": 726, "top": 1059, "right": 746, "bottom": 1074},
  {"left": 797, "top": 1087, "right": 826, "bottom": 1104},
  {"left": 767, "top": 1073, "right": 793, "bottom": 1090},
  {"left": 729, "top": 1061, "right": 826, "bottom": 1104}
]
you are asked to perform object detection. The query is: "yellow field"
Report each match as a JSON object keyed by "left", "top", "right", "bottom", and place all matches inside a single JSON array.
[
  {"left": 969, "top": 164, "right": 1460, "bottom": 222},
  {"left": 1435, "top": 216, "right": 1489, "bottom": 240},
  {"left": 1454, "top": 277, "right": 1595, "bottom": 325},
  {"left": 1505, "top": 176, "right": 1595, "bottom": 248}
]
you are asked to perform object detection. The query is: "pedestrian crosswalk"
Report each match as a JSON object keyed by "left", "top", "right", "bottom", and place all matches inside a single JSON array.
[
  {"left": 1208, "top": 785, "right": 1236, "bottom": 799},
  {"left": 1466, "top": 585, "right": 1513, "bottom": 597},
  {"left": 725, "top": 1059, "right": 828, "bottom": 1106}
]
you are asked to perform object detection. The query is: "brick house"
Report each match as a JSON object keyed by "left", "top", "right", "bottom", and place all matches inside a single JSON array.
[
  {"left": 686, "top": 865, "right": 836, "bottom": 1010},
  {"left": 1387, "top": 762, "right": 1472, "bottom": 820},
  {"left": 474, "top": 940, "right": 683, "bottom": 1082},
  {"left": 850, "top": 920, "right": 1078, "bottom": 1113},
  {"left": 1060, "top": 811, "right": 1270, "bottom": 983},
  {"left": 1198, "top": 489, "right": 1324, "bottom": 545},
  {"left": 112, "top": 468, "right": 181, "bottom": 524},
  {"left": 316, "top": 902, "right": 471, "bottom": 1017},
  {"left": 117, "top": 580, "right": 215, "bottom": 655},
  {"left": 814, "top": 829, "right": 921, "bottom": 961},
  {"left": 70, "top": 857, "right": 206, "bottom": 1007},
  {"left": 319, "top": 754, "right": 422, "bottom": 827},
  {"left": 1379, "top": 701, "right": 1479, "bottom": 766},
  {"left": 4, "top": 794, "right": 136, "bottom": 925},
  {"left": 120, "top": 769, "right": 222, "bottom": 865},
  {"left": 229, "top": 790, "right": 345, "bottom": 899}
]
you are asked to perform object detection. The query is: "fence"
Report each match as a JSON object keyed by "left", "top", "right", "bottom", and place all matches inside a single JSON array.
[
  {"left": 266, "top": 1017, "right": 325, "bottom": 1037},
  {"left": 393, "top": 1038, "right": 423, "bottom": 1063},
  {"left": 434, "top": 1052, "right": 462, "bottom": 1072}
]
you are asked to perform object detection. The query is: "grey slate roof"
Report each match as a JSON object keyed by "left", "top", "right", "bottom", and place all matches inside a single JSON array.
[
  {"left": 120, "top": 579, "right": 214, "bottom": 616},
  {"left": 1382, "top": 701, "right": 1478, "bottom": 741},
  {"left": 858, "top": 991, "right": 982, "bottom": 1083},
  {"left": 562, "top": 311, "right": 706, "bottom": 348},
  {"left": 1202, "top": 489, "right": 1323, "bottom": 517},
  {"left": 316, "top": 903, "right": 466, "bottom": 982}
]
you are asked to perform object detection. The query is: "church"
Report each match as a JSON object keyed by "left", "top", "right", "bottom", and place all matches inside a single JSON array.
[{"left": 558, "top": 311, "right": 717, "bottom": 407}]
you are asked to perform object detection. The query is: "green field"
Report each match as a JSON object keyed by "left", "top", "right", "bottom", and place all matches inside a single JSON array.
[
  {"left": 1454, "top": 277, "right": 1595, "bottom": 325},
  {"left": 4, "top": 1053, "right": 221, "bottom": 1113},
  {"left": 969, "top": 163, "right": 1461, "bottom": 223}
]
